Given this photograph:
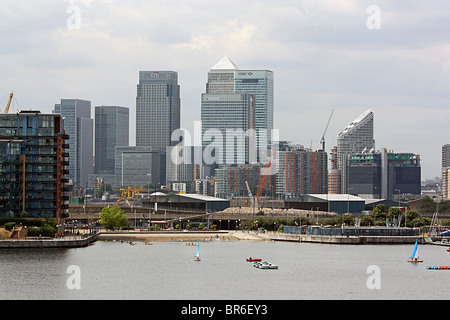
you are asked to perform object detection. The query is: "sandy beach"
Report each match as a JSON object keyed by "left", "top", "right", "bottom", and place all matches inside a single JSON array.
[{"left": 97, "top": 230, "right": 270, "bottom": 242}]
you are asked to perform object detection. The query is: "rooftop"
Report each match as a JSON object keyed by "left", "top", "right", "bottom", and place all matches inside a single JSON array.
[{"left": 210, "top": 56, "right": 239, "bottom": 70}]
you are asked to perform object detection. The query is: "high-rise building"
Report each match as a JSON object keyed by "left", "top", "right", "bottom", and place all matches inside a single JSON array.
[
  {"left": 214, "top": 164, "right": 274, "bottom": 199},
  {"left": 136, "top": 71, "right": 180, "bottom": 149},
  {"left": 328, "top": 146, "right": 341, "bottom": 194},
  {"left": 443, "top": 144, "right": 450, "bottom": 169},
  {"left": 54, "top": 99, "right": 93, "bottom": 188},
  {"left": 442, "top": 145, "right": 450, "bottom": 200},
  {"left": 276, "top": 143, "right": 327, "bottom": 199},
  {"left": 337, "top": 109, "right": 375, "bottom": 193},
  {"left": 0, "top": 111, "right": 69, "bottom": 219},
  {"left": 115, "top": 146, "right": 162, "bottom": 187},
  {"left": 347, "top": 148, "right": 421, "bottom": 200},
  {"left": 94, "top": 106, "right": 129, "bottom": 174},
  {"left": 201, "top": 92, "right": 255, "bottom": 165},
  {"left": 201, "top": 57, "right": 274, "bottom": 168},
  {"left": 443, "top": 167, "right": 450, "bottom": 200}
]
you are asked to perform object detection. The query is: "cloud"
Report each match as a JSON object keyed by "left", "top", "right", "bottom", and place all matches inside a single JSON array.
[{"left": 0, "top": 0, "right": 449, "bottom": 179}]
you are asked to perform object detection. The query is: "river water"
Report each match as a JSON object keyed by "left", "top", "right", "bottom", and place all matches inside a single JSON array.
[{"left": 1, "top": 239, "right": 449, "bottom": 300}]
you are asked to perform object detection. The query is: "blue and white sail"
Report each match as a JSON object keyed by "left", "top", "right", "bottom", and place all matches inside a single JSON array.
[
  {"left": 194, "top": 243, "right": 200, "bottom": 261},
  {"left": 410, "top": 240, "right": 419, "bottom": 260}
]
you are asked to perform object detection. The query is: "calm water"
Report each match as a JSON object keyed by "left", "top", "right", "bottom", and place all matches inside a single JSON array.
[{"left": 1, "top": 239, "right": 449, "bottom": 300}]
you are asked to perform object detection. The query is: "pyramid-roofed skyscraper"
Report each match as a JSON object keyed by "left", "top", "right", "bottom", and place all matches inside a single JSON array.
[{"left": 201, "top": 57, "right": 274, "bottom": 167}]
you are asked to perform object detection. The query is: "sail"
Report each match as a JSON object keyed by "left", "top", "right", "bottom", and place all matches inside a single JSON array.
[
  {"left": 410, "top": 240, "right": 418, "bottom": 260},
  {"left": 195, "top": 243, "right": 200, "bottom": 258}
]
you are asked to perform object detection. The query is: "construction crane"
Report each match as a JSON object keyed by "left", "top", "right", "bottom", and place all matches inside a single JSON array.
[
  {"left": 114, "top": 186, "right": 145, "bottom": 206},
  {"left": 244, "top": 180, "right": 255, "bottom": 212},
  {"left": 320, "top": 108, "right": 334, "bottom": 151},
  {"left": 255, "top": 148, "right": 276, "bottom": 209},
  {"left": 3, "top": 92, "right": 13, "bottom": 113}
]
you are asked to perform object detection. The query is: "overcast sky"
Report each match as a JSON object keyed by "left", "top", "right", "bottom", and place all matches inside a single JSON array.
[{"left": 1, "top": 0, "right": 449, "bottom": 180}]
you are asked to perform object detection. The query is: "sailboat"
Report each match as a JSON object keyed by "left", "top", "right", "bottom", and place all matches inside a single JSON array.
[
  {"left": 408, "top": 240, "right": 423, "bottom": 263},
  {"left": 194, "top": 243, "right": 201, "bottom": 261}
]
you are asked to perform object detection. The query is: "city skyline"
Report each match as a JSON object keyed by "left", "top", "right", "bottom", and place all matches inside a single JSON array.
[{"left": 1, "top": 1, "right": 449, "bottom": 179}]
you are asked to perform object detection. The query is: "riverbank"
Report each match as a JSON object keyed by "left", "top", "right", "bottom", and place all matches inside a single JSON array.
[
  {"left": 97, "top": 230, "right": 270, "bottom": 242},
  {"left": 0, "top": 234, "right": 98, "bottom": 248}
]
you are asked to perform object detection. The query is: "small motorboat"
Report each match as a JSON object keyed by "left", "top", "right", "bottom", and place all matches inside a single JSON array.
[
  {"left": 253, "top": 261, "right": 278, "bottom": 270},
  {"left": 447, "top": 248, "right": 450, "bottom": 252},
  {"left": 246, "top": 258, "right": 262, "bottom": 262}
]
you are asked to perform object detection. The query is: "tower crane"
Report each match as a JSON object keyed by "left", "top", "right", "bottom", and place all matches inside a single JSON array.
[
  {"left": 3, "top": 92, "right": 13, "bottom": 113},
  {"left": 320, "top": 108, "right": 334, "bottom": 151}
]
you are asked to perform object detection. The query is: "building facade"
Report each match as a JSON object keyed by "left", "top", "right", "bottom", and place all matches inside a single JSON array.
[
  {"left": 214, "top": 164, "right": 274, "bottom": 199},
  {"left": 0, "top": 111, "right": 69, "bottom": 219},
  {"left": 201, "top": 57, "right": 274, "bottom": 168},
  {"left": 136, "top": 71, "right": 180, "bottom": 149},
  {"left": 347, "top": 148, "right": 421, "bottom": 200},
  {"left": 94, "top": 106, "right": 129, "bottom": 174},
  {"left": 336, "top": 109, "right": 375, "bottom": 193},
  {"left": 443, "top": 167, "right": 450, "bottom": 200},
  {"left": 276, "top": 143, "right": 328, "bottom": 199},
  {"left": 201, "top": 92, "right": 255, "bottom": 165},
  {"left": 54, "top": 99, "right": 93, "bottom": 188},
  {"left": 115, "top": 146, "right": 162, "bottom": 188}
]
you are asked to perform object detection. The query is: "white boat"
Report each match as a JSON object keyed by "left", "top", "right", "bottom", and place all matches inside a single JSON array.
[{"left": 253, "top": 261, "right": 278, "bottom": 269}]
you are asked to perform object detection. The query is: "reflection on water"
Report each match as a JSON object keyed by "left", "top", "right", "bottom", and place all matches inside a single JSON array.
[{"left": 1, "top": 240, "right": 449, "bottom": 300}]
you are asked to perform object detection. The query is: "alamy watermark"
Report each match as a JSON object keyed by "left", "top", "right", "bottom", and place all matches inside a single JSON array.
[
  {"left": 65, "top": 0, "right": 81, "bottom": 30},
  {"left": 366, "top": 265, "right": 381, "bottom": 290},
  {"left": 66, "top": 265, "right": 81, "bottom": 290},
  {"left": 170, "top": 121, "right": 279, "bottom": 175},
  {"left": 367, "top": 5, "right": 381, "bottom": 30}
]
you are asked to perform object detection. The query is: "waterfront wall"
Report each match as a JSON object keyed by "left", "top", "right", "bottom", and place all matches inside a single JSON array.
[
  {"left": 0, "top": 234, "right": 97, "bottom": 248},
  {"left": 270, "top": 233, "right": 425, "bottom": 244}
]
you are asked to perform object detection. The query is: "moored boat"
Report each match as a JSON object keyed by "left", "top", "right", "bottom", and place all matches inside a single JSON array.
[
  {"left": 253, "top": 261, "right": 278, "bottom": 270},
  {"left": 246, "top": 258, "right": 262, "bottom": 262}
]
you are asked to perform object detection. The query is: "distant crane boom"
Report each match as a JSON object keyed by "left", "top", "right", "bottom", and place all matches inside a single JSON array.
[
  {"left": 256, "top": 148, "right": 276, "bottom": 208},
  {"left": 320, "top": 108, "right": 334, "bottom": 151},
  {"left": 4, "top": 92, "right": 13, "bottom": 113}
]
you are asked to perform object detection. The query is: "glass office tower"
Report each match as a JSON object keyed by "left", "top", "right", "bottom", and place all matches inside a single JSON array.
[
  {"left": 54, "top": 99, "right": 93, "bottom": 188},
  {"left": 136, "top": 71, "right": 180, "bottom": 149},
  {"left": 201, "top": 57, "right": 273, "bottom": 167},
  {"left": 94, "top": 106, "right": 129, "bottom": 174}
]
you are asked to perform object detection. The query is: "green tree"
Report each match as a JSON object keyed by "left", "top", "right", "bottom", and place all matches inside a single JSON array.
[
  {"left": 388, "top": 207, "right": 402, "bottom": 222},
  {"left": 371, "top": 204, "right": 388, "bottom": 221},
  {"left": 417, "top": 196, "right": 436, "bottom": 213},
  {"left": 99, "top": 206, "right": 128, "bottom": 230}
]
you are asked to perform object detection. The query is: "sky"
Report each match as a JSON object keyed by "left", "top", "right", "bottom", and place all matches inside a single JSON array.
[{"left": 1, "top": 0, "right": 449, "bottom": 180}]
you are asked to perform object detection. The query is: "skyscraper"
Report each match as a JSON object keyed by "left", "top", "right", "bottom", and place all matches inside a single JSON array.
[
  {"left": 201, "top": 57, "right": 274, "bottom": 167},
  {"left": 136, "top": 71, "right": 180, "bottom": 149},
  {"left": 336, "top": 109, "right": 375, "bottom": 193},
  {"left": 54, "top": 99, "right": 93, "bottom": 188},
  {"left": 94, "top": 106, "right": 129, "bottom": 174}
]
